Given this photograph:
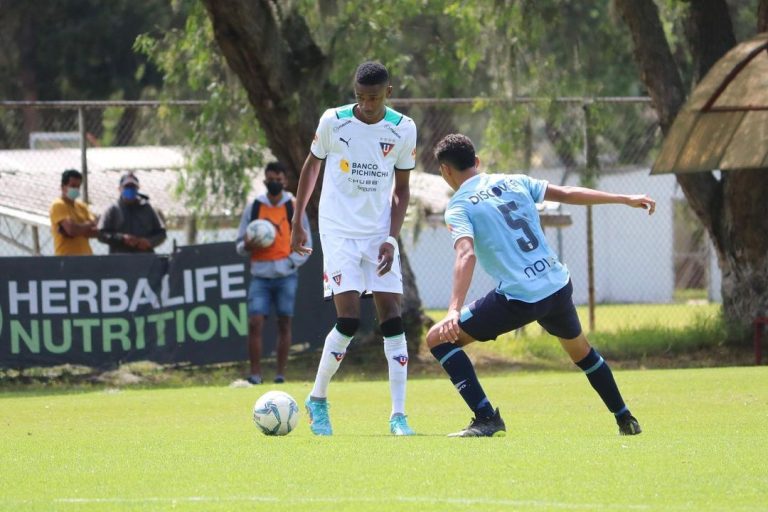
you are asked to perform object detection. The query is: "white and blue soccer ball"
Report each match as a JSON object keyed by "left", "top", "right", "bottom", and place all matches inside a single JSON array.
[
  {"left": 252, "top": 390, "right": 299, "bottom": 436},
  {"left": 245, "top": 219, "right": 276, "bottom": 248}
]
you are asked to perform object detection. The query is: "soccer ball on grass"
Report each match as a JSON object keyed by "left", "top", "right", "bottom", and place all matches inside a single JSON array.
[
  {"left": 245, "top": 219, "right": 276, "bottom": 248},
  {"left": 252, "top": 390, "right": 299, "bottom": 436}
]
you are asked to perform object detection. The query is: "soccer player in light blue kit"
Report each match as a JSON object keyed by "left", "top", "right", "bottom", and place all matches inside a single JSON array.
[{"left": 427, "top": 134, "right": 655, "bottom": 437}]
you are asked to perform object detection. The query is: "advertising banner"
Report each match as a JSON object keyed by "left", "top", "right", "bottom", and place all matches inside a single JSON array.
[{"left": 0, "top": 243, "right": 254, "bottom": 367}]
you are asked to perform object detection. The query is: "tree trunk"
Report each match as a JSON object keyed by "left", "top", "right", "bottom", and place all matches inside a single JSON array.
[
  {"left": 683, "top": 0, "right": 736, "bottom": 86},
  {"left": 399, "top": 239, "right": 427, "bottom": 350},
  {"left": 616, "top": 0, "right": 768, "bottom": 340},
  {"left": 717, "top": 171, "right": 768, "bottom": 332},
  {"left": 202, "top": 0, "right": 330, "bottom": 221},
  {"left": 759, "top": 0, "right": 768, "bottom": 32}
]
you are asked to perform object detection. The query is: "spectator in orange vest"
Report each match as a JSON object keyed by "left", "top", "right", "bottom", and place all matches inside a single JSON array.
[
  {"left": 236, "top": 162, "right": 312, "bottom": 384},
  {"left": 49, "top": 169, "right": 98, "bottom": 255}
]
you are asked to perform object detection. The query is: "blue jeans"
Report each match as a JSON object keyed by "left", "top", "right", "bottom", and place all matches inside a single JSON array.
[{"left": 247, "top": 273, "right": 299, "bottom": 317}]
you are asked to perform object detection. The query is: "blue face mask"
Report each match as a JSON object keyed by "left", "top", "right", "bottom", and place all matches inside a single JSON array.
[
  {"left": 66, "top": 187, "right": 80, "bottom": 200},
  {"left": 121, "top": 187, "right": 138, "bottom": 201}
]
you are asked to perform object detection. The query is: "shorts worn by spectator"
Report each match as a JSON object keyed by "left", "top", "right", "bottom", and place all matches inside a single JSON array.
[
  {"left": 98, "top": 172, "right": 167, "bottom": 254},
  {"left": 235, "top": 161, "right": 312, "bottom": 385}
]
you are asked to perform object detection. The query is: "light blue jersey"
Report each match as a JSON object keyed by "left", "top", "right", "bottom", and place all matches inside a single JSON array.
[{"left": 445, "top": 173, "right": 570, "bottom": 302}]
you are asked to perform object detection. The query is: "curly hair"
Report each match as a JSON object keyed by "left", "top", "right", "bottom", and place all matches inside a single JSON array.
[
  {"left": 355, "top": 61, "right": 389, "bottom": 86},
  {"left": 433, "top": 134, "right": 476, "bottom": 171}
]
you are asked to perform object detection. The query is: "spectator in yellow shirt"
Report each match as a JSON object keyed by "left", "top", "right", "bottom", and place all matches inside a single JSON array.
[{"left": 49, "top": 169, "right": 98, "bottom": 256}]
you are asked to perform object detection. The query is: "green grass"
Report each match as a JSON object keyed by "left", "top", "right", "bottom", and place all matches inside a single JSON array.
[
  {"left": 427, "top": 302, "right": 722, "bottom": 334},
  {"left": 426, "top": 303, "right": 726, "bottom": 368},
  {"left": 2, "top": 367, "right": 766, "bottom": 511}
]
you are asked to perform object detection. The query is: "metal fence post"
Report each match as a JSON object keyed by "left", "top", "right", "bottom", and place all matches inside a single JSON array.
[
  {"left": 582, "top": 102, "right": 599, "bottom": 332},
  {"left": 32, "top": 225, "right": 40, "bottom": 255},
  {"left": 78, "top": 107, "right": 89, "bottom": 203}
]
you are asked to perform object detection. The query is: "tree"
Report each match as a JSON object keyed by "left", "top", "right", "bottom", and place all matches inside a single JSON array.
[
  {"left": 134, "top": 1, "right": 265, "bottom": 216},
  {"left": 615, "top": 0, "right": 768, "bottom": 339},
  {"left": 0, "top": 0, "right": 172, "bottom": 145}
]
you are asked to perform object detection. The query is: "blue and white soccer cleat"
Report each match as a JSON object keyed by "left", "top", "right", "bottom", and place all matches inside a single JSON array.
[
  {"left": 305, "top": 396, "right": 333, "bottom": 436},
  {"left": 389, "top": 414, "right": 416, "bottom": 436}
]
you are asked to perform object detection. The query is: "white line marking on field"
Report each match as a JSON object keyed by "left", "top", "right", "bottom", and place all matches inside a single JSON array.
[
  {"left": 50, "top": 495, "right": 650, "bottom": 509},
  {"left": 0, "top": 496, "right": 742, "bottom": 511}
]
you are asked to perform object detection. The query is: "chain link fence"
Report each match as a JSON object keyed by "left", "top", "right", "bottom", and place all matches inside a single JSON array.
[{"left": 0, "top": 99, "right": 720, "bottom": 326}]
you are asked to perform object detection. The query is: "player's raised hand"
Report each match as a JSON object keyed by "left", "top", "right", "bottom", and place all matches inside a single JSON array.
[
  {"left": 290, "top": 222, "right": 312, "bottom": 256},
  {"left": 377, "top": 240, "right": 395, "bottom": 276},
  {"left": 627, "top": 194, "right": 656, "bottom": 215}
]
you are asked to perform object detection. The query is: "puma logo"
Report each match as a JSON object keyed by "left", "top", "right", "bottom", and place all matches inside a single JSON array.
[{"left": 339, "top": 137, "right": 351, "bottom": 148}]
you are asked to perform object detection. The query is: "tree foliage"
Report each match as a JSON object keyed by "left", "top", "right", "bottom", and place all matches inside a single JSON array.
[
  {"left": 134, "top": 0, "right": 264, "bottom": 216},
  {"left": 0, "top": 0, "right": 170, "bottom": 101}
]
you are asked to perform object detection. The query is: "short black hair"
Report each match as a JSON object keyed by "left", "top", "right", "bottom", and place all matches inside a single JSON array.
[
  {"left": 264, "top": 161, "right": 286, "bottom": 175},
  {"left": 434, "top": 134, "right": 476, "bottom": 171},
  {"left": 355, "top": 61, "right": 389, "bottom": 86},
  {"left": 61, "top": 169, "right": 82, "bottom": 185}
]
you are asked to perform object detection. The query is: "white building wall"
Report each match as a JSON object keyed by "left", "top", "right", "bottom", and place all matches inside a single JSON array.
[{"left": 403, "top": 169, "right": 725, "bottom": 309}]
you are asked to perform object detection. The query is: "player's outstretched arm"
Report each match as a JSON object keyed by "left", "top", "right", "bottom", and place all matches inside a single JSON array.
[
  {"left": 290, "top": 153, "right": 322, "bottom": 255},
  {"left": 544, "top": 184, "right": 656, "bottom": 215}
]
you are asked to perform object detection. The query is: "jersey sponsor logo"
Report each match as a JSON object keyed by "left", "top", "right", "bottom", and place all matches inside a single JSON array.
[
  {"left": 339, "top": 136, "right": 351, "bottom": 148},
  {"left": 379, "top": 142, "right": 395, "bottom": 156},
  {"left": 340, "top": 159, "right": 351, "bottom": 173},
  {"left": 387, "top": 126, "right": 401, "bottom": 139},
  {"left": 350, "top": 162, "right": 387, "bottom": 177},
  {"left": 392, "top": 354, "right": 408, "bottom": 366},
  {"left": 333, "top": 120, "right": 353, "bottom": 132},
  {"left": 523, "top": 256, "right": 558, "bottom": 279},
  {"left": 468, "top": 182, "right": 509, "bottom": 204},
  {"left": 331, "top": 351, "right": 346, "bottom": 362}
]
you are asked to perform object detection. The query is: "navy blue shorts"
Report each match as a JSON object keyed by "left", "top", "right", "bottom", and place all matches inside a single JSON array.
[{"left": 458, "top": 281, "right": 582, "bottom": 341}]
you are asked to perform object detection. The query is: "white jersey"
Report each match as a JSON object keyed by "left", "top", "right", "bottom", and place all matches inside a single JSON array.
[{"left": 310, "top": 104, "right": 417, "bottom": 238}]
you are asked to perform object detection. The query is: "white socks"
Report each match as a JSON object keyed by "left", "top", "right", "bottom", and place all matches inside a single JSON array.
[
  {"left": 310, "top": 327, "right": 409, "bottom": 418},
  {"left": 310, "top": 327, "right": 353, "bottom": 398},
  {"left": 384, "top": 334, "right": 409, "bottom": 417}
]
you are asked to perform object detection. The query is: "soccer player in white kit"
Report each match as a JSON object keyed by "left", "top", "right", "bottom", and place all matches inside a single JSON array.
[{"left": 290, "top": 61, "right": 418, "bottom": 436}]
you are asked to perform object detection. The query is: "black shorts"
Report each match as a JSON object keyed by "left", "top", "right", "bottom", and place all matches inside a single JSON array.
[{"left": 458, "top": 280, "right": 582, "bottom": 341}]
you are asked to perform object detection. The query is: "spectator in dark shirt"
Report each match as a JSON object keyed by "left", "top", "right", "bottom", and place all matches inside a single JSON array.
[{"left": 98, "top": 173, "right": 166, "bottom": 253}]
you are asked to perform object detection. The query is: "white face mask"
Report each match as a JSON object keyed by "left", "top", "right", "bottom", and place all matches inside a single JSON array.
[{"left": 66, "top": 187, "right": 81, "bottom": 200}]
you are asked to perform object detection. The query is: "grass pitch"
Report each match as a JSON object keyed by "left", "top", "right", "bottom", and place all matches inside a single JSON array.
[{"left": 1, "top": 366, "right": 766, "bottom": 511}]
